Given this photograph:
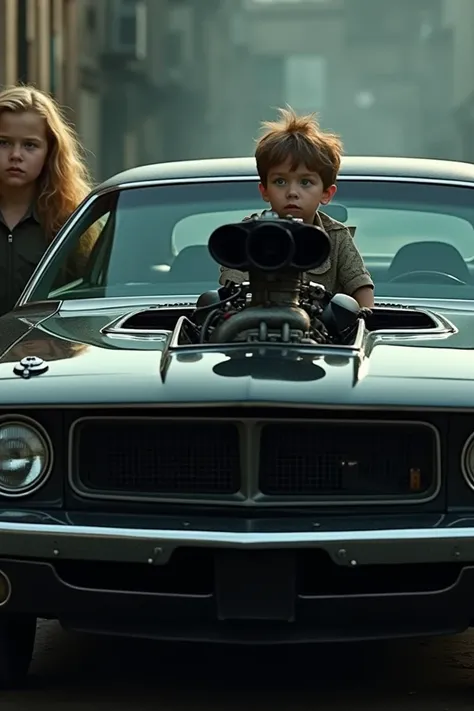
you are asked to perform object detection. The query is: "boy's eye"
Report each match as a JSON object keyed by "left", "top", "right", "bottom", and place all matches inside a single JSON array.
[{"left": 273, "top": 178, "right": 285, "bottom": 185}]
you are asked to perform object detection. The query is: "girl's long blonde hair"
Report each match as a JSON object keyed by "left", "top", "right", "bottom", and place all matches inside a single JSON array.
[{"left": 0, "top": 84, "right": 94, "bottom": 243}]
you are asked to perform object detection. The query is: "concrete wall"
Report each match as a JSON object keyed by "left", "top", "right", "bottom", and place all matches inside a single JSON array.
[
  {"left": 3, "top": 0, "right": 473, "bottom": 177},
  {"left": 73, "top": 0, "right": 170, "bottom": 180},
  {"left": 0, "top": 0, "right": 79, "bottom": 110}
]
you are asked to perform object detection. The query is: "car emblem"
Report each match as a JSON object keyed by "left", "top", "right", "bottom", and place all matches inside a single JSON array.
[{"left": 13, "top": 356, "right": 49, "bottom": 379}]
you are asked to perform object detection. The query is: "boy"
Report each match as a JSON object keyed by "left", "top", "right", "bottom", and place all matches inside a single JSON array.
[{"left": 219, "top": 107, "right": 374, "bottom": 308}]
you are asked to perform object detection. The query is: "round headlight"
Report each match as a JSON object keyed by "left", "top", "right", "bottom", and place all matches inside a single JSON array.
[
  {"left": 0, "top": 420, "right": 52, "bottom": 496},
  {"left": 461, "top": 434, "right": 474, "bottom": 490}
]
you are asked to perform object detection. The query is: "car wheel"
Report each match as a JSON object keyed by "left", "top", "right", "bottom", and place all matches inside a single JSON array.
[{"left": 0, "top": 615, "right": 37, "bottom": 689}]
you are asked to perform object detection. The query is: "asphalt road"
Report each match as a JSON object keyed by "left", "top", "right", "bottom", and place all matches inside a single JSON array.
[{"left": 1, "top": 620, "right": 474, "bottom": 709}]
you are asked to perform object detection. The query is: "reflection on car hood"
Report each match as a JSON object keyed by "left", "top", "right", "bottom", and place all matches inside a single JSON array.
[{"left": 0, "top": 300, "right": 472, "bottom": 408}]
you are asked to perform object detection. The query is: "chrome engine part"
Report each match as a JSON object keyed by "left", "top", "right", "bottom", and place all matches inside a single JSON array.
[{"left": 193, "top": 213, "right": 367, "bottom": 346}]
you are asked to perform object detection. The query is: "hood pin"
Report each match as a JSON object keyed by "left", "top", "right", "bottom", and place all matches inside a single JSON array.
[{"left": 13, "top": 356, "right": 49, "bottom": 379}]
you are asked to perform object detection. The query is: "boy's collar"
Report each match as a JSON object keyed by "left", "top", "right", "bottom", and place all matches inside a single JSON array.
[{"left": 314, "top": 210, "right": 357, "bottom": 237}]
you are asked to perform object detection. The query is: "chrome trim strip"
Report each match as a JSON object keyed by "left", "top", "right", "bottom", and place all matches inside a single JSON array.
[
  {"left": 60, "top": 296, "right": 198, "bottom": 312},
  {"left": 18, "top": 173, "right": 474, "bottom": 306},
  {"left": 67, "top": 415, "right": 441, "bottom": 507},
  {"left": 109, "top": 175, "right": 474, "bottom": 189},
  {"left": 392, "top": 298, "right": 474, "bottom": 309},
  {"left": 0, "top": 415, "right": 54, "bottom": 499},
  {"left": 2, "top": 521, "right": 474, "bottom": 566},
  {"left": 340, "top": 176, "right": 474, "bottom": 187},
  {"left": 0, "top": 402, "right": 468, "bottom": 413}
]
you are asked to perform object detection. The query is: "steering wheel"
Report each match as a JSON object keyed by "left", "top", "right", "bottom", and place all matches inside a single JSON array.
[{"left": 389, "top": 270, "right": 467, "bottom": 286}]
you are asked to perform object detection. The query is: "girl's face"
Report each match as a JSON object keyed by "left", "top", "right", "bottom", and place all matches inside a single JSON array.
[{"left": 0, "top": 110, "right": 48, "bottom": 192}]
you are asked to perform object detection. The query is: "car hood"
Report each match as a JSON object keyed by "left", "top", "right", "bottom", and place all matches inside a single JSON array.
[{"left": 0, "top": 300, "right": 473, "bottom": 408}]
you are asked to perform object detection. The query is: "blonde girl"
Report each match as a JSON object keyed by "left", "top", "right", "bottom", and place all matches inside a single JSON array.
[{"left": 0, "top": 84, "right": 95, "bottom": 315}]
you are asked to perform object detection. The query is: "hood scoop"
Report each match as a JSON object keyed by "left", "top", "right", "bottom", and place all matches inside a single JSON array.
[
  {"left": 367, "top": 306, "right": 439, "bottom": 331},
  {"left": 101, "top": 303, "right": 454, "bottom": 344},
  {"left": 102, "top": 304, "right": 196, "bottom": 338},
  {"left": 365, "top": 305, "right": 456, "bottom": 338}
]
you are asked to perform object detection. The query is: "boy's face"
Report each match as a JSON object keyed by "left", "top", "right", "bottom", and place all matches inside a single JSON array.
[{"left": 258, "top": 160, "right": 337, "bottom": 224}]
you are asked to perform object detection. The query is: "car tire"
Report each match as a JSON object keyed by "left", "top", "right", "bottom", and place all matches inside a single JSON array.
[{"left": 0, "top": 615, "right": 37, "bottom": 689}]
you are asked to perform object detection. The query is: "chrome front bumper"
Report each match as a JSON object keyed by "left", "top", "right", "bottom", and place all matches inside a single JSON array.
[
  {"left": 1, "top": 515, "right": 474, "bottom": 643},
  {"left": 0, "top": 518, "right": 472, "bottom": 566}
]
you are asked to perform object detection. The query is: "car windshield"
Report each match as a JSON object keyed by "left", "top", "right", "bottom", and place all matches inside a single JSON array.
[{"left": 24, "top": 177, "right": 474, "bottom": 303}]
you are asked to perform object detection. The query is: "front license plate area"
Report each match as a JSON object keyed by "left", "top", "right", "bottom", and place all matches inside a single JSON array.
[{"left": 215, "top": 550, "right": 296, "bottom": 621}]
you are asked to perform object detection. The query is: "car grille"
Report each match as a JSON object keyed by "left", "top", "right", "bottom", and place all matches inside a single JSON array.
[
  {"left": 73, "top": 419, "right": 241, "bottom": 496},
  {"left": 71, "top": 417, "right": 438, "bottom": 503},
  {"left": 259, "top": 422, "right": 437, "bottom": 497}
]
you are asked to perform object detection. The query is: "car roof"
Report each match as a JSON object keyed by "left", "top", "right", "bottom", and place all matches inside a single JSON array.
[{"left": 96, "top": 156, "right": 474, "bottom": 192}]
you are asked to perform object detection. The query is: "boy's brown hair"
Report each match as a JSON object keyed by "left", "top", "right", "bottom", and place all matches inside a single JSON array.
[{"left": 255, "top": 105, "right": 343, "bottom": 189}]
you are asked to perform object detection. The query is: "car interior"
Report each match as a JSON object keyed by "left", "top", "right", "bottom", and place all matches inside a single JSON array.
[
  {"left": 29, "top": 180, "right": 474, "bottom": 303},
  {"left": 168, "top": 204, "right": 474, "bottom": 289}
]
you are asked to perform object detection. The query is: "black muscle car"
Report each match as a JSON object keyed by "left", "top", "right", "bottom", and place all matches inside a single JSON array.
[{"left": 1, "top": 155, "right": 474, "bottom": 687}]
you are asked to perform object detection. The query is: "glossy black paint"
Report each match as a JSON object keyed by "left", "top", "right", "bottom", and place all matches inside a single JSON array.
[
  {"left": 0, "top": 300, "right": 469, "bottom": 409},
  {"left": 0, "top": 297, "right": 472, "bottom": 518},
  {"left": 1, "top": 158, "right": 474, "bottom": 647}
]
